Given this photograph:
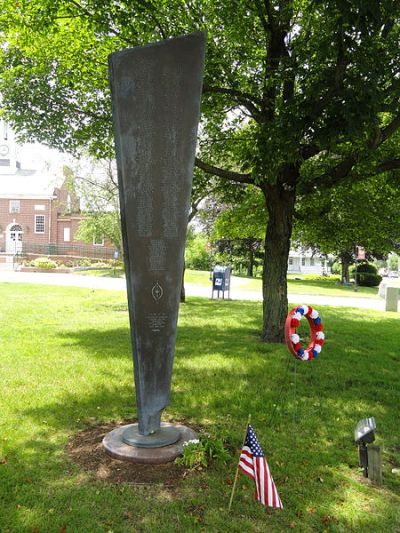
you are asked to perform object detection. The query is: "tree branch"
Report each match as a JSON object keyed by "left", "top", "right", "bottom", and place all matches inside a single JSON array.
[
  {"left": 381, "top": 19, "right": 395, "bottom": 39},
  {"left": 260, "top": 1, "right": 293, "bottom": 120},
  {"left": 203, "top": 85, "right": 262, "bottom": 105},
  {"left": 300, "top": 113, "right": 400, "bottom": 193},
  {"left": 263, "top": 0, "right": 276, "bottom": 29},
  {"left": 253, "top": 0, "right": 270, "bottom": 33},
  {"left": 203, "top": 85, "right": 263, "bottom": 121},
  {"left": 374, "top": 159, "right": 400, "bottom": 174},
  {"left": 71, "top": 106, "right": 103, "bottom": 121},
  {"left": 381, "top": 114, "right": 400, "bottom": 143},
  {"left": 195, "top": 158, "right": 254, "bottom": 185},
  {"left": 301, "top": 144, "right": 321, "bottom": 160},
  {"left": 66, "top": 0, "right": 132, "bottom": 44}
]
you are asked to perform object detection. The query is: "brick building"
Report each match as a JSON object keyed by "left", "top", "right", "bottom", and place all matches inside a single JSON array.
[{"left": 0, "top": 121, "right": 115, "bottom": 260}]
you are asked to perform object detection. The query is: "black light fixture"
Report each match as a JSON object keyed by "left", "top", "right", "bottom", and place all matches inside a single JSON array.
[{"left": 354, "top": 417, "right": 376, "bottom": 477}]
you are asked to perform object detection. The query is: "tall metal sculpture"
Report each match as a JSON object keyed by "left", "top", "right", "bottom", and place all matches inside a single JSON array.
[{"left": 105, "top": 32, "right": 206, "bottom": 456}]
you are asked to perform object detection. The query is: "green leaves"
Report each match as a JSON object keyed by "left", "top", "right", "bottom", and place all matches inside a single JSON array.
[{"left": 2, "top": 0, "right": 400, "bottom": 182}]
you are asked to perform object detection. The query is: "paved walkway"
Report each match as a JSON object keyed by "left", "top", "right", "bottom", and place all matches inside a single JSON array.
[{"left": 0, "top": 270, "right": 390, "bottom": 311}]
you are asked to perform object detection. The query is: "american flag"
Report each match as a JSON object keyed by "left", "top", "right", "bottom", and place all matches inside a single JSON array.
[{"left": 238, "top": 425, "right": 283, "bottom": 509}]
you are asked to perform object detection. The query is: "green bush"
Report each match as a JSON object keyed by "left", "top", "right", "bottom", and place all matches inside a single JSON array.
[
  {"left": 302, "top": 274, "right": 341, "bottom": 282},
  {"left": 31, "top": 257, "right": 58, "bottom": 269},
  {"left": 90, "top": 262, "right": 109, "bottom": 269},
  {"left": 353, "top": 262, "right": 378, "bottom": 274},
  {"left": 388, "top": 254, "right": 399, "bottom": 271},
  {"left": 185, "top": 235, "right": 213, "bottom": 271},
  {"left": 356, "top": 273, "right": 382, "bottom": 287},
  {"left": 330, "top": 262, "right": 341, "bottom": 275},
  {"left": 79, "top": 258, "right": 92, "bottom": 267},
  {"left": 351, "top": 262, "right": 382, "bottom": 286}
]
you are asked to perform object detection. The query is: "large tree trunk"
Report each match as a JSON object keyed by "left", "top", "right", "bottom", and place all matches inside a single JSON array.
[{"left": 261, "top": 167, "right": 298, "bottom": 343}]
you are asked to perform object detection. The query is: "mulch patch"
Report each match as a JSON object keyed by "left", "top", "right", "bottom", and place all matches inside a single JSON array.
[{"left": 66, "top": 419, "right": 204, "bottom": 487}]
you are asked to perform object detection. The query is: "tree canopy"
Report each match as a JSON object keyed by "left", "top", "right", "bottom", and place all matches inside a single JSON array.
[
  {"left": 1, "top": 0, "right": 400, "bottom": 341},
  {"left": 294, "top": 172, "right": 400, "bottom": 280}
]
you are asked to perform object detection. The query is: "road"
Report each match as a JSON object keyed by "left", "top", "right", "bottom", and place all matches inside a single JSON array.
[{"left": 0, "top": 270, "right": 392, "bottom": 311}]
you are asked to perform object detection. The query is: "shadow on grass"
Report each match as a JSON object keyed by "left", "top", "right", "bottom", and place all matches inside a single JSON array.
[
  {"left": 56, "top": 327, "right": 131, "bottom": 360},
  {"left": 2, "top": 297, "right": 400, "bottom": 532}
]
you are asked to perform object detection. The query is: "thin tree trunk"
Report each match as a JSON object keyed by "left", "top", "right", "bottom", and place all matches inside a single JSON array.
[
  {"left": 261, "top": 168, "right": 297, "bottom": 343},
  {"left": 180, "top": 262, "right": 186, "bottom": 302},
  {"left": 340, "top": 252, "right": 351, "bottom": 284},
  {"left": 247, "top": 246, "right": 254, "bottom": 277}
]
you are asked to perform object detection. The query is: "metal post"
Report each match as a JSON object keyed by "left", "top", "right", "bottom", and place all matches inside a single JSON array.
[
  {"left": 359, "top": 444, "right": 368, "bottom": 477},
  {"left": 368, "top": 446, "right": 382, "bottom": 485}
]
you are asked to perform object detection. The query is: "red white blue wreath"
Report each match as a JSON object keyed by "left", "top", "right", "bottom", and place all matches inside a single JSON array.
[{"left": 284, "top": 305, "right": 325, "bottom": 361}]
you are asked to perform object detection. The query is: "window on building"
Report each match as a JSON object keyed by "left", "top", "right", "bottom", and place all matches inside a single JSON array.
[
  {"left": 64, "top": 227, "right": 71, "bottom": 242},
  {"left": 310, "top": 257, "right": 315, "bottom": 266},
  {"left": 35, "top": 215, "right": 45, "bottom": 233},
  {"left": 9, "top": 200, "right": 20, "bottom": 213},
  {"left": 301, "top": 257, "right": 306, "bottom": 266},
  {"left": 288, "top": 257, "right": 293, "bottom": 266},
  {"left": 93, "top": 233, "right": 104, "bottom": 246}
]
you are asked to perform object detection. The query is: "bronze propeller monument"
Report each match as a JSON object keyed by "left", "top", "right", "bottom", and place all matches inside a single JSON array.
[{"left": 103, "top": 32, "right": 206, "bottom": 463}]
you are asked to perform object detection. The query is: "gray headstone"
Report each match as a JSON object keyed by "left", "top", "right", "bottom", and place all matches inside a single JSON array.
[
  {"left": 385, "top": 286, "right": 399, "bottom": 312},
  {"left": 109, "top": 32, "right": 206, "bottom": 438}
]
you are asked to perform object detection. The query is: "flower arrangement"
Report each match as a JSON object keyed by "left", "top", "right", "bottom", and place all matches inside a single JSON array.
[{"left": 285, "top": 304, "right": 325, "bottom": 361}]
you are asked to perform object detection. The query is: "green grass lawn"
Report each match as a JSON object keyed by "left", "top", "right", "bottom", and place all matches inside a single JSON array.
[
  {"left": 75, "top": 268, "right": 379, "bottom": 298},
  {"left": 73, "top": 267, "right": 125, "bottom": 278},
  {"left": 1, "top": 284, "right": 399, "bottom": 532},
  {"left": 185, "top": 269, "right": 379, "bottom": 298}
]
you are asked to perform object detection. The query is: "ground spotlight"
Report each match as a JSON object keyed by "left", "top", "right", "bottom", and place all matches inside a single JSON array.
[{"left": 354, "top": 417, "right": 376, "bottom": 478}]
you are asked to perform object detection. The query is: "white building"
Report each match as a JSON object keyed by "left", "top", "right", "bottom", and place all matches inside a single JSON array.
[{"left": 287, "top": 249, "right": 330, "bottom": 275}]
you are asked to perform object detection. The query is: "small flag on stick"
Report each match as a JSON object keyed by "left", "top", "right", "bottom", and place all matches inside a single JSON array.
[{"left": 238, "top": 425, "right": 283, "bottom": 509}]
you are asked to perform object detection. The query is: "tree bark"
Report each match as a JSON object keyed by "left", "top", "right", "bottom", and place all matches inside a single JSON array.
[
  {"left": 340, "top": 251, "right": 352, "bottom": 283},
  {"left": 247, "top": 245, "right": 254, "bottom": 277},
  {"left": 261, "top": 168, "right": 298, "bottom": 343},
  {"left": 180, "top": 262, "right": 186, "bottom": 303}
]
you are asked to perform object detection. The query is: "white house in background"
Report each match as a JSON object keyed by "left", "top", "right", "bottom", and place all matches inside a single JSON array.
[{"left": 287, "top": 249, "right": 330, "bottom": 275}]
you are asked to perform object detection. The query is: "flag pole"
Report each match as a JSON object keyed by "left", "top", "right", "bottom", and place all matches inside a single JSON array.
[{"left": 228, "top": 414, "right": 251, "bottom": 512}]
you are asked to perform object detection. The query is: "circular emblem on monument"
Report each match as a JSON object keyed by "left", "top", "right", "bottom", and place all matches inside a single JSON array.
[
  {"left": 151, "top": 281, "right": 163, "bottom": 302},
  {"left": 0, "top": 144, "right": 9, "bottom": 156}
]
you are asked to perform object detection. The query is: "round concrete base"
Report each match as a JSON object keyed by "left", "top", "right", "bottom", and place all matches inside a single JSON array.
[
  {"left": 102, "top": 422, "right": 197, "bottom": 464},
  {"left": 121, "top": 423, "right": 181, "bottom": 448}
]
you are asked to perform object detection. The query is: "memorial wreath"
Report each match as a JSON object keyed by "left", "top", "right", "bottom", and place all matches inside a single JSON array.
[{"left": 285, "top": 304, "right": 325, "bottom": 361}]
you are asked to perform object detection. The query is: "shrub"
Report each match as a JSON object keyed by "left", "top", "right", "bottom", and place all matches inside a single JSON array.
[
  {"left": 356, "top": 273, "right": 382, "bottom": 287},
  {"left": 351, "top": 262, "right": 382, "bottom": 286},
  {"left": 90, "top": 262, "right": 109, "bottom": 269},
  {"left": 185, "top": 235, "right": 213, "bottom": 271},
  {"left": 301, "top": 274, "right": 340, "bottom": 282},
  {"left": 388, "top": 254, "right": 399, "bottom": 271},
  {"left": 31, "top": 257, "right": 57, "bottom": 269},
  {"left": 175, "top": 435, "right": 231, "bottom": 469},
  {"left": 354, "top": 262, "right": 378, "bottom": 274},
  {"left": 331, "top": 261, "right": 341, "bottom": 275}
]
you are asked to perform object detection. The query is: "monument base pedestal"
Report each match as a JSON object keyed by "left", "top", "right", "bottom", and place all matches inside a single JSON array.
[
  {"left": 121, "top": 422, "right": 181, "bottom": 448},
  {"left": 102, "top": 423, "right": 197, "bottom": 464}
]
